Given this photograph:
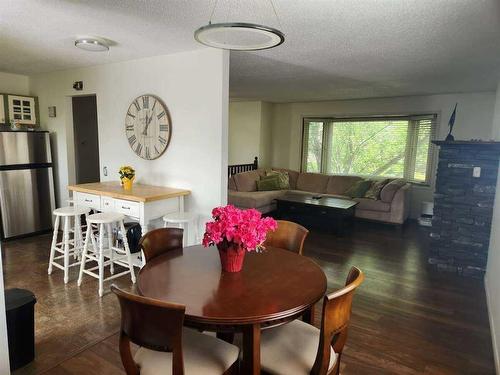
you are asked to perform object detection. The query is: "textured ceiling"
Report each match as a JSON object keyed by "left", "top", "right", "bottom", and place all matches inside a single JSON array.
[{"left": 1, "top": 0, "right": 500, "bottom": 102}]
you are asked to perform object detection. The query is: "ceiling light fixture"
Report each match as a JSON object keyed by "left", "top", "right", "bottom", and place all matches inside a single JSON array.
[
  {"left": 74, "top": 37, "right": 109, "bottom": 52},
  {"left": 194, "top": 0, "right": 284, "bottom": 51}
]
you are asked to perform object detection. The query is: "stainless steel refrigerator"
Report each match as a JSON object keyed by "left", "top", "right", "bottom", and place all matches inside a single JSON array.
[{"left": 0, "top": 130, "right": 55, "bottom": 239}]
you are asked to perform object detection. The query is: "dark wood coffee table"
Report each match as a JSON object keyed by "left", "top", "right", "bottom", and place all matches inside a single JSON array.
[{"left": 275, "top": 193, "right": 358, "bottom": 235}]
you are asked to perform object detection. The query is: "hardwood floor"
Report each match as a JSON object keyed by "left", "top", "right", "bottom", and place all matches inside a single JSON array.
[{"left": 3, "top": 221, "right": 495, "bottom": 374}]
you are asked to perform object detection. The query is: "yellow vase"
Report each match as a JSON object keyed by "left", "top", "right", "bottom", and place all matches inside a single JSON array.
[{"left": 122, "top": 177, "right": 134, "bottom": 190}]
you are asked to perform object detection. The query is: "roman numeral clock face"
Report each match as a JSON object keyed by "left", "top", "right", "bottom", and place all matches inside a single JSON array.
[{"left": 125, "top": 95, "right": 171, "bottom": 160}]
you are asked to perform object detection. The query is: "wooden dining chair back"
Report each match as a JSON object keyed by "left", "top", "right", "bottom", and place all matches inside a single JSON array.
[
  {"left": 139, "top": 227, "right": 183, "bottom": 263},
  {"left": 264, "top": 220, "right": 309, "bottom": 255},
  {"left": 111, "top": 285, "right": 186, "bottom": 375},
  {"left": 312, "top": 266, "right": 364, "bottom": 375}
]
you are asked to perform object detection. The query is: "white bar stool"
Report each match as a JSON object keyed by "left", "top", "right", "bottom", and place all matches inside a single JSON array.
[
  {"left": 78, "top": 212, "right": 136, "bottom": 297},
  {"left": 48, "top": 206, "right": 91, "bottom": 283},
  {"left": 163, "top": 212, "right": 199, "bottom": 246}
]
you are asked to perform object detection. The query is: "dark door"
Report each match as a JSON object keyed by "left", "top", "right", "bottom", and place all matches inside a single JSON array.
[{"left": 72, "top": 95, "right": 100, "bottom": 184}]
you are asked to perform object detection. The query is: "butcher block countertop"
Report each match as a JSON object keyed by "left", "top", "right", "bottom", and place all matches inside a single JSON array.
[{"left": 68, "top": 182, "right": 191, "bottom": 203}]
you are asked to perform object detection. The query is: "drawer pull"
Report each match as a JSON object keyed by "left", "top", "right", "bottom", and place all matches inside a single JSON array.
[
  {"left": 85, "top": 199, "right": 92, "bottom": 202},
  {"left": 122, "top": 206, "right": 130, "bottom": 210}
]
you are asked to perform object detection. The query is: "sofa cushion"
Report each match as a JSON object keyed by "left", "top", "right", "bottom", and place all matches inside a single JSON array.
[
  {"left": 287, "top": 190, "right": 316, "bottom": 197},
  {"left": 273, "top": 168, "right": 299, "bottom": 189},
  {"left": 296, "top": 173, "right": 329, "bottom": 193},
  {"left": 326, "top": 175, "right": 363, "bottom": 195},
  {"left": 345, "top": 180, "right": 372, "bottom": 198},
  {"left": 380, "top": 179, "right": 407, "bottom": 203},
  {"left": 287, "top": 190, "right": 350, "bottom": 200},
  {"left": 228, "top": 175, "right": 237, "bottom": 191},
  {"left": 364, "top": 178, "right": 390, "bottom": 200},
  {"left": 354, "top": 198, "right": 391, "bottom": 212},
  {"left": 228, "top": 190, "right": 285, "bottom": 209},
  {"left": 233, "top": 170, "right": 260, "bottom": 192}
]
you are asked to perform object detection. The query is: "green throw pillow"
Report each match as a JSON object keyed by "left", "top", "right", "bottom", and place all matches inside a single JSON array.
[
  {"left": 265, "top": 170, "right": 290, "bottom": 189},
  {"left": 257, "top": 176, "right": 281, "bottom": 191},
  {"left": 364, "top": 179, "right": 390, "bottom": 200},
  {"left": 345, "top": 180, "right": 372, "bottom": 198}
]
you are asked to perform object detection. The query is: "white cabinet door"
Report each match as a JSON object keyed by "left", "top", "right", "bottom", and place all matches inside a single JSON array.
[
  {"left": 8, "top": 95, "right": 36, "bottom": 125},
  {"left": 101, "top": 197, "right": 115, "bottom": 212}
]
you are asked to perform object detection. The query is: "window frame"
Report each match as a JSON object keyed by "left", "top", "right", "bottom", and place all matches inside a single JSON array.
[{"left": 300, "top": 114, "right": 438, "bottom": 186}]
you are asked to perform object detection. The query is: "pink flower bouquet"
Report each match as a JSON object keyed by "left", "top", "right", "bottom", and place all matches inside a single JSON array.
[{"left": 203, "top": 205, "right": 277, "bottom": 272}]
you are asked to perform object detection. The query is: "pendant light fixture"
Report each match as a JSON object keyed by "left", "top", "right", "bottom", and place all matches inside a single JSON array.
[{"left": 194, "top": 0, "right": 285, "bottom": 51}]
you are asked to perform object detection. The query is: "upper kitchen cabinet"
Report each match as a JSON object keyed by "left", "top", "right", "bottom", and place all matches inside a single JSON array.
[{"left": 1, "top": 94, "right": 39, "bottom": 126}]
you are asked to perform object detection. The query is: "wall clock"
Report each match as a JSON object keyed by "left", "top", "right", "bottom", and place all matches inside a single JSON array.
[{"left": 125, "top": 94, "right": 171, "bottom": 160}]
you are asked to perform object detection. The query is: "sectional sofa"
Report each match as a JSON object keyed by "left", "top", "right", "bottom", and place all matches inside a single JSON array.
[{"left": 228, "top": 168, "right": 411, "bottom": 225}]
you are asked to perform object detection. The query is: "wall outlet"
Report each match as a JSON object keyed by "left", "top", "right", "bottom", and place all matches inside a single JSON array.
[
  {"left": 103, "top": 166, "right": 108, "bottom": 176},
  {"left": 473, "top": 166, "right": 481, "bottom": 178}
]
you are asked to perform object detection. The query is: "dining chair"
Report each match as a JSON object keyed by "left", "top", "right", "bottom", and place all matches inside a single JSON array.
[
  {"left": 263, "top": 220, "right": 309, "bottom": 255},
  {"left": 260, "top": 266, "right": 364, "bottom": 375},
  {"left": 138, "top": 227, "right": 184, "bottom": 263},
  {"left": 111, "top": 285, "right": 240, "bottom": 375}
]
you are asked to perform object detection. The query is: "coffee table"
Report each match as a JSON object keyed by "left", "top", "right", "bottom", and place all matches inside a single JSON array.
[{"left": 275, "top": 193, "right": 358, "bottom": 235}]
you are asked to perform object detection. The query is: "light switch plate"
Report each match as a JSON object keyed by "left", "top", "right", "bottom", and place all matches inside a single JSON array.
[
  {"left": 473, "top": 166, "right": 481, "bottom": 178},
  {"left": 48, "top": 106, "right": 56, "bottom": 117}
]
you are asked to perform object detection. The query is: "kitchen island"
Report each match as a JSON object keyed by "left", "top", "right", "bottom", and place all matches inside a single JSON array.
[{"left": 68, "top": 181, "right": 190, "bottom": 232}]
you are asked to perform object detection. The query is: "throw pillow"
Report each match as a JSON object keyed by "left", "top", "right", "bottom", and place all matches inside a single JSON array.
[
  {"left": 345, "top": 180, "right": 372, "bottom": 198},
  {"left": 257, "top": 176, "right": 281, "bottom": 191},
  {"left": 364, "top": 179, "right": 390, "bottom": 200},
  {"left": 265, "top": 170, "right": 290, "bottom": 189}
]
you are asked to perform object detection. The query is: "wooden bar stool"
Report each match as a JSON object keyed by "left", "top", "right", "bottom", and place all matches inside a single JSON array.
[
  {"left": 48, "top": 206, "right": 91, "bottom": 283},
  {"left": 163, "top": 212, "right": 199, "bottom": 246},
  {"left": 77, "top": 212, "right": 136, "bottom": 297}
]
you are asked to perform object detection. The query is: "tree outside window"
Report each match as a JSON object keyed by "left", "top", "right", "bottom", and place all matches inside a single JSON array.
[{"left": 302, "top": 115, "right": 437, "bottom": 184}]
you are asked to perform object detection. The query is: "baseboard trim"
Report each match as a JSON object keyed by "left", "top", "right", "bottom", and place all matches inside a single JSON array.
[{"left": 485, "top": 275, "right": 500, "bottom": 374}]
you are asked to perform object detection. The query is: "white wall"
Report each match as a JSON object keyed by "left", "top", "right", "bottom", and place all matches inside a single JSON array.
[
  {"left": 260, "top": 102, "right": 273, "bottom": 168},
  {"left": 229, "top": 101, "right": 262, "bottom": 165},
  {"left": 486, "top": 82, "right": 500, "bottom": 374},
  {"left": 0, "top": 71, "right": 29, "bottom": 94},
  {"left": 270, "top": 92, "right": 497, "bottom": 217},
  {"left": 0, "top": 245, "right": 10, "bottom": 374},
  {"left": 228, "top": 101, "right": 273, "bottom": 167},
  {"left": 29, "top": 48, "right": 229, "bottom": 222}
]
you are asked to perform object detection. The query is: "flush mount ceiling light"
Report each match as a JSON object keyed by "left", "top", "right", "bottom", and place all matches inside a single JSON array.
[
  {"left": 74, "top": 37, "right": 109, "bottom": 52},
  {"left": 194, "top": 0, "right": 284, "bottom": 51}
]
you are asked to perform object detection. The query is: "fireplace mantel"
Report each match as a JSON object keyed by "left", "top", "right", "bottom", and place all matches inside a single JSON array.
[{"left": 432, "top": 140, "right": 500, "bottom": 148}]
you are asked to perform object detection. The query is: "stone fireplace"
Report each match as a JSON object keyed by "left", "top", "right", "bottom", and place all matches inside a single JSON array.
[{"left": 429, "top": 141, "right": 500, "bottom": 277}]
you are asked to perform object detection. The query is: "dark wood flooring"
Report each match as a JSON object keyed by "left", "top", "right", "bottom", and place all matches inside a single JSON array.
[{"left": 3, "top": 221, "right": 495, "bottom": 374}]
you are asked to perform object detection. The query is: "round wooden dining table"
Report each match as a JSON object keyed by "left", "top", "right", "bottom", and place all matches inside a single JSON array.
[{"left": 137, "top": 244, "right": 327, "bottom": 375}]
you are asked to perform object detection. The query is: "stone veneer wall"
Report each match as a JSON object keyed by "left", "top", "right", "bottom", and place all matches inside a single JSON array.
[{"left": 429, "top": 142, "right": 500, "bottom": 277}]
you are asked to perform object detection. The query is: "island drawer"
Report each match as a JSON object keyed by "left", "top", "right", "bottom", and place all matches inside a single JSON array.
[
  {"left": 75, "top": 192, "right": 101, "bottom": 210},
  {"left": 115, "top": 198, "right": 140, "bottom": 218}
]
